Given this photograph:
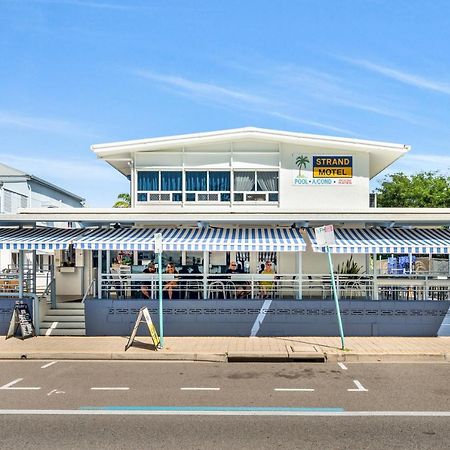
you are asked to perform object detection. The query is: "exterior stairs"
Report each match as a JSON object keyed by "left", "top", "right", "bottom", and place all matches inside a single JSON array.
[{"left": 40, "top": 302, "right": 85, "bottom": 336}]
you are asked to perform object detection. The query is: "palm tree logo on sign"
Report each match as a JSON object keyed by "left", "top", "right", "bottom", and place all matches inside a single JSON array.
[{"left": 294, "top": 155, "right": 311, "bottom": 185}]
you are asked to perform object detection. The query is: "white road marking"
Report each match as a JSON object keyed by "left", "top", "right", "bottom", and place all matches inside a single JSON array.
[
  {"left": 274, "top": 388, "right": 315, "bottom": 392},
  {"left": 0, "top": 378, "right": 41, "bottom": 390},
  {"left": 180, "top": 387, "right": 221, "bottom": 391},
  {"left": 1, "top": 410, "right": 450, "bottom": 416},
  {"left": 47, "top": 389, "right": 65, "bottom": 396},
  {"left": 338, "top": 362, "right": 348, "bottom": 370},
  {"left": 45, "top": 321, "right": 59, "bottom": 336},
  {"left": 91, "top": 387, "right": 130, "bottom": 391},
  {"left": 41, "top": 361, "right": 58, "bottom": 369},
  {"left": 348, "top": 380, "right": 368, "bottom": 392}
]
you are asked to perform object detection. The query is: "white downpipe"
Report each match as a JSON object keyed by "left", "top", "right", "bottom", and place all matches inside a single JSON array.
[
  {"left": 296, "top": 251, "right": 302, "bottom": 300},
  {"left": 97, "top": 250, "right": 102, "bottom": 299}
]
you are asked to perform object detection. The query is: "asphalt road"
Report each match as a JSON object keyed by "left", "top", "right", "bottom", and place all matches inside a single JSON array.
[{"left": 0, "top": 361, "right": 449, "bottom": 449}]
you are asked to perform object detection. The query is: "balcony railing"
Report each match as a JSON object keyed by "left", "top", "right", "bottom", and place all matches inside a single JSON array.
[{"left": 95, "top": 273, "right": 450, "bottom": 301}]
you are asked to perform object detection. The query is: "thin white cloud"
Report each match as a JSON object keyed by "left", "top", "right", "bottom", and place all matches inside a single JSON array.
[
  {"left": 132, "top": 69, "right": 354, "bottom": 135},
  {"left": 17, "top": 0, "right": 143, "bottom": 11},
  {"left": 133, "top": 69, "right": 270, "bottom": 106},
  {"left": 0, "top": 110, "right": 97, "bottom": 137},
  {"left": 342, "top": 58, "right": 450, "bottom": 96}
]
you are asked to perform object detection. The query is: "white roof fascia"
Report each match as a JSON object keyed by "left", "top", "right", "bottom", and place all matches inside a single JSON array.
[{"left": 92, "top": 127, "right": 410, "bottom": 156}]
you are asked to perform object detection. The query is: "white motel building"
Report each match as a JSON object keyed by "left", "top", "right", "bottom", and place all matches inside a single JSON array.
[{"left": 1, "top": 127, "right": 450, "bottom": 337}]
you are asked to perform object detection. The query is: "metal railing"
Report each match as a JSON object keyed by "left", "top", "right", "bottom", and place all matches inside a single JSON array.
[
  {"left": 94, "top": 272, "right": 450, "bottom": 301},
  {"left": 82, "top": 279, "right": 97, "bottom": 304}
]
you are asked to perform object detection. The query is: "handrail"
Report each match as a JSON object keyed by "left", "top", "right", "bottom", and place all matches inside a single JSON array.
[
  {"left": 82, "top": 279, "right": 97, "bottom": 304},
  {"left": 38, "top": 277, "right": 55, "bottom": 302}
]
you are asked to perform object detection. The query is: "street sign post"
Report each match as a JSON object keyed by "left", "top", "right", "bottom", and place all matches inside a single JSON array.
[
  {"left": 154, "top": 232, "right": 164, "bottom": 348},
  {"left": 314, "top": 225, "right": 345, "bottom": 350}
]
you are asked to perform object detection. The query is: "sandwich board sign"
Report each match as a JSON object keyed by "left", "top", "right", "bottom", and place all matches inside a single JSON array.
[
  {"left": 314, "top": 224, "right": 336, "bottom": 247},
  {"left": 6, "top": 301, "right": 35, "bottom": 340},
  {"left": 125, "top": 307, "right": 160, "bottom": 351}
]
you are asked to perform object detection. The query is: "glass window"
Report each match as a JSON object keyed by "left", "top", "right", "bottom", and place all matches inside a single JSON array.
[
  {"left": 257, "top": 171, "right": 278, "bottom": 191},
  {"left": 137, "top": 171, "right": 159, "bottom": 191},
  {"left": 185, "top": 193, "right": 196, "bottom": 202},
  {"left": 234, "top": 171, "right": 255, "bottom": 191},
  {"left": 220, "top": 193, "right": 230, "bottom": 202},
  {"left": 246, "top": 193, "right": 267, "bottom": 202},
  {"left": 186, "top": 171, "right": 207, "bottom": 191},
  {"left": 172, "top": 193, "right": 182, "bottom": 202},
  {"left": 268, "top": 193, "right": 279, "bottom": 202},
  {"left": 161, "top": 171, "right": 182, "bottom": 191},
  {"left": 137, "top": 193, "right": 147, "bottom": 202},
  {"left": 209, "top": 171, "right": 230, "bottom": 191},
  {"left": 234, "top": 193, "right": 244, "bottom": 202}
]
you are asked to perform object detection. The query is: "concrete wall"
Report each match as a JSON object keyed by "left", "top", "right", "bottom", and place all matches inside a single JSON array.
[{"left": 84, "top": 298, "right": 449, "bottom": 337}]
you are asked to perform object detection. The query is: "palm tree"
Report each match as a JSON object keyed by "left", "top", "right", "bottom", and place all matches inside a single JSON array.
[
  {"left": 295, "top": 155, "right": 310, "bottom": 177},
  {"left": 113, "top": 193, "right": 131, "bottom": 208}
]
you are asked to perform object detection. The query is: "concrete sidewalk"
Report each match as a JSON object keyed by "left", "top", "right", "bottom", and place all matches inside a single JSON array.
[{"left": 1, "top": 335, "right": 450, "bottom": 362}]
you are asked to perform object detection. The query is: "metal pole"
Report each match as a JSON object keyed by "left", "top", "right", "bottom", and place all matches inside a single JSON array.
[
  {"left": 326, "top": 246, "right": 345, "bottom": 350},
  {"left": 18, "top": 250, "right": 24, "bottom": 298},
  {"left": 158, "top": 250, "right": 164, "bottom": 348}
]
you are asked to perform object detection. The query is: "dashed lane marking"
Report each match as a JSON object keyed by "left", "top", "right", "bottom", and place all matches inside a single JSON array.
[
  {"left": 180, "top": 387, "right": 220, "bottom": 391},
  {"left": 338, "top": 362, "right": 348, "bottom": 370},
  {"left": 91, "top": 387, "right": 130, "bottom": 391},
  {"left": 41, "top": 361, "right": 58, "bottom": 369},
  {"left": 0, "top": 378, "right": 41, "bottom": 390},
  {"left": 348, "top": 380, "right": 368, "bottom": 392},
  {"left": 274, "top": 388, "right": 315, "bottom": 392}
]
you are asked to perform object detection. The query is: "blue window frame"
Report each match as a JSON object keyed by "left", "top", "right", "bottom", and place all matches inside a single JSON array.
[
  {"left": 209, "top": 171, "right": 230, "bottom": 191},
  {"left": 138, "top": 171, "right": 159, "bottom": 191},
  {"left": 186, "top": 171, "right": 207, "bottom": 191},
  {"left": 161, "top": 171, "right": 182, "bottom": 191}
]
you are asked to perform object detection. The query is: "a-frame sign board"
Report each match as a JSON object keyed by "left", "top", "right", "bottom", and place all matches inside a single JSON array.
[
  {"left": 125, "top": 307, "right": 160, "bottom": 351},
  {"left": 5, "top": 301, "right": 35, "bottom": 340}
]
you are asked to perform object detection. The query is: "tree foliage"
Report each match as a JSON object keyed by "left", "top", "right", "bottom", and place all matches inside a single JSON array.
[
  {"left": 113, "top": 193, "right": 131, "bottom": 208},
  {"left": 376, "top": 171, "right": 450, "bottom": 207}
]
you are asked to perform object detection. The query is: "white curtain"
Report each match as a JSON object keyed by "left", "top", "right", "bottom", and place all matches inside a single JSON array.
[
  {"left": 257, "top": 171, "right": 278, "bottom": 191},
  {"left": 234, "top": 172, "right": 255, "bottom": 191}
]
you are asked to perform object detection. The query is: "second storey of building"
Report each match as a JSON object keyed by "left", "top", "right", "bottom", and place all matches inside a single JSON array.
[{"left": 92, "top": 127, "right": 410, "bottom": 213}]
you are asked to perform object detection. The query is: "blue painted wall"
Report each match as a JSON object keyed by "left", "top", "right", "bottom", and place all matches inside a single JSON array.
[{"left": 84, "top": 299, "right": 450, "bottom": 337}]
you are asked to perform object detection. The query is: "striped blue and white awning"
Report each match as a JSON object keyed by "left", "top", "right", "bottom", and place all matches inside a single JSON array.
[
  {"left": 0, "top": 227, "right": 85, "bottom": 250},
  {"left": 73, "top": 227, "right": 306, "bottom": 252},
  {"left": 73, "top": 227, "right": 157, "bottom": 251},
  {"left": 307, "top": 227, "right": 450, "bottom": 254}
]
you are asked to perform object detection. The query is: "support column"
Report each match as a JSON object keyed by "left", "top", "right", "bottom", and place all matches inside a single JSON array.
[
  {"left": 97, "top": 250, "right": 102, "bottom": 299},
  {"left": 373, "top": 252, "right": 378, "bottom": 300},
  {"left": 296, "top": 251, "right": 302, "bottom": 300},
  {"left": 18, "top": 250, "right": 24, "bottom": 298},
  {"left": 32, "top": 250, "right": 37, "bottom": 294},
  {"left": 203, "top": 251, "right": 209, "bottom": 299}
]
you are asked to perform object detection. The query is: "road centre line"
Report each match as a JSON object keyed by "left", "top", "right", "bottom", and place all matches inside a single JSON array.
[
  {"left": 180, "top": 387, "right": 220, "bottom": 391},
  {"left": 91, "top": 387, "right": 130, "bottom": 391},
  {"left": 41, "top": 361, "right": 58, "bottom": 369},
  {"left": 274, "top": 388, "right": 315, "bottom": 392},
  {"left": 0, "top": 378, "right": 41, "bottom": 390},
  {"left": 338, "top": 362, "right": 348, "bottom": 370},
  {"left": 2, "top": 409, "right": 450, "bottom": 417},
  {"left": 348, "top": 380, "right": 368, "bottom": 392}
]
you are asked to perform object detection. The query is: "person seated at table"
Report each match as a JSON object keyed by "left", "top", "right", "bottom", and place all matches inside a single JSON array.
[
  {"left": 259, "top": 260, "right": 275, "bottom": 298},
  {"left": 140, "top": 262, "right": 156, "bottom": 298},
  {"left": 163, "top": 263, "right": 178, "bottom": 300},
  {"left": 226, "top": 261, "right": 249, "bottom": 298}
]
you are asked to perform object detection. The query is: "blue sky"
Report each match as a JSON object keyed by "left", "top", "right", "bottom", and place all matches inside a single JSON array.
[{"left": 1, "top": 0, "right": 450, "bottom": 206}]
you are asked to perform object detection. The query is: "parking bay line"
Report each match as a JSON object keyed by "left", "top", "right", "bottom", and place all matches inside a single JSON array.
[
  {"left": 0, "top": 378, "right": 41, "bottom": 390},
  {"left": 338, "top": 362, "right": 348, "bottom": 370},
  {"left": 348, "top": 380, "right": 368, "bottom": 392},
  {"left": 41, "top": 361, "right": 58, "bottom": 369}
]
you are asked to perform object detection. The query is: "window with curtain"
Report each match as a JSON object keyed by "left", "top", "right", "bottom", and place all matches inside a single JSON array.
[
  {"left": 234, "top": 171, "right": 255, "bottom": 191},
  {"left": 137, "top": 171, "right": 159, "bottom": 191},
  {"left": 186, "top": 171, "right": 207, "bottom": 191},
  {"left": 209, "top": 171, "right": 230, "bottom": 191},
  {"left": 161, "top": 171, "right": 182, "bottom": 191},
  {"left": 257, "top": 171, "right": 278, "bottom": 191}
]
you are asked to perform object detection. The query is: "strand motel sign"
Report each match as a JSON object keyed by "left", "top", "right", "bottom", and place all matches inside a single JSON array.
[{"left": 293, "top": 154, "right": 353, "bottom": 186}]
